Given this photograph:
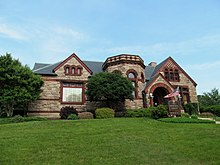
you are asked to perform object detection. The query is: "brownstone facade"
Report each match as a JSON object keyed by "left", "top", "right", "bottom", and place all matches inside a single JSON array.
[{"left": 28, "top": 53, "right": 198, "bottom": 117}]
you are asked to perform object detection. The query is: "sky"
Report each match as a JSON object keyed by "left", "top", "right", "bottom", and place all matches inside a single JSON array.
[{"left": 0, "top": 0, "right": 220, "bottom": 94}]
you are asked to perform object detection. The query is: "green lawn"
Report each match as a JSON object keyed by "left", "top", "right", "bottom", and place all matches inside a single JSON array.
[{"left": 0, "top": 118, "right": 219, "bottom": 165}]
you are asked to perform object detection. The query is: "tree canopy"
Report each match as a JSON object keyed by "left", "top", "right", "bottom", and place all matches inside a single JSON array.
[
  {"left": 198, "top": 88, "right": 220, "bottom": 106},
  {"left": 86, "top": 72, "right": 134, "bottom": 103},
  {"left": 0, "top": 53, "right": 44, "bottom": 117}
]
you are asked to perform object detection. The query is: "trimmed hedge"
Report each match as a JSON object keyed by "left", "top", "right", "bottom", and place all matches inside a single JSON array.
[
  {"left": 95, "top": 108, "right": 114, "bottom": 119},
  {"left": 150, "top": 105, "right": 168, "bottom": 119},
  {"left": 124, "top": 108, "right": 151, "bottom": 118},
  {"left": 78, "top": 112, "right": 94, "bottom": 119},
  {"left": 158, "top": 117, "right": 215, "bottom": 124}
]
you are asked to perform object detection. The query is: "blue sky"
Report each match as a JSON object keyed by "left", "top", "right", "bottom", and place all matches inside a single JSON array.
[{"left": 0, "top": 0, "right": 220, "bottom": 94}]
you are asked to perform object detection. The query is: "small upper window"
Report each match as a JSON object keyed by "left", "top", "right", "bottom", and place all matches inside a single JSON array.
[
  {"left": 64, "top": 65, "right": 83, "bottom": 76},
  {"left": 71, "top": 67, "right": 75, "bottom": 75},
  {"left": 128, "top": 72, "right": 135, "bottom": 79},
  {"left": 65, "top": 67, "right": 69, "bottom": 75},
  {"left": 164, "top": 68, "right": 179, "bottom": 82}
]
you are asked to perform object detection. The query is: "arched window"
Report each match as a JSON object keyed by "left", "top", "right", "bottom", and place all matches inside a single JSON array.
[
  {"left": 64, "top": 65, "right": 83, "bottom": 76},
  {"left": 126, "top": 69, "right": 138, "bottom": 99},
  {"left": 71, "top": 67, "right": 75, "bottom": 75},
  {"left": 76, "top": 66, "right": 83, "bottom": 76},
  {"left": 128, "top": 72, "right": 135, "bottom": 79},
  {"left": 112, "top": 70, "right": 122, "bottom": 75},
  {"left": 65, "top": 67, "right": 69, "bottom": 75},
  {"left": 64, "top": 65, "right": 70, "bottom": 75}
]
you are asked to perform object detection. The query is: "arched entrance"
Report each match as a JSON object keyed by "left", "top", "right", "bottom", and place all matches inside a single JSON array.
[
  {"left": 153, "top": 87, "right": 169, "bottom": 106},
  {"left": 148, "top": 83, "right": 173, "bottom": 107}
]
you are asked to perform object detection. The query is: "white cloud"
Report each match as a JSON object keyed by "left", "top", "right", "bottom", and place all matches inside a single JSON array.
[
  {"left": 186, "top": 60, "right": 220, "bottom": 70},
  {"left": 53, "top": 27, "right": 86, "bottom": 40},
  {"left": 0, "top": 24, "right": 27, "bottom": 40},
  {"left": 105, "top": 34, "right": 220, "bottom": 58}
]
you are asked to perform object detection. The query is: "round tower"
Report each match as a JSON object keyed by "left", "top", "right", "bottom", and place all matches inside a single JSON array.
[{"left": 102, "top": 54, "right": 146, "bottom": 108}]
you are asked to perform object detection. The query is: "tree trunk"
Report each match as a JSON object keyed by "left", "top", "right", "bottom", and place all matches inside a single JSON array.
[{"left": 6, "top": 104, "right": 14, "bottom": 117}]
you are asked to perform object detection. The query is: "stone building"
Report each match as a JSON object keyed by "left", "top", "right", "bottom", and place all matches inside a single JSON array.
[{"left": 28, "top": 53, "right": 197, "bottom": 117}]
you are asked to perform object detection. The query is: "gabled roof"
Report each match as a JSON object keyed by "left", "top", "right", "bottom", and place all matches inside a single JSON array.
[
  {"left": 150, "top": 56, "right": 197, "bottom": 86},
  {"left": 144, "top": 73, "right": 174, "bottom": 93},
  {"left": 33, "top": 57, "right": 103, "bottom": 75},
  {"left": 53, "top": 53, "right": 92, "bottom": 74}
]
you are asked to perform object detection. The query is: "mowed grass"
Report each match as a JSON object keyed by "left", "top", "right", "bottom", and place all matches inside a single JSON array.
[{"left": 0, "top": 118, "right": 219, "bottom": 165}]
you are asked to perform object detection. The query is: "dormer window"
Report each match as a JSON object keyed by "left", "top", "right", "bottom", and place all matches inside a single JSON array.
[
  {"left": 77, "top": 66, "right": 83, "bottom": 75},
  {"left": 64, "top": 66, "right": 70, "bottom": 75},
  {"left": 71, "top": 67, "right": 75, "bottom": 75},
  {"left": 64, "top": 65, "right": 83, "bottom": 76}
]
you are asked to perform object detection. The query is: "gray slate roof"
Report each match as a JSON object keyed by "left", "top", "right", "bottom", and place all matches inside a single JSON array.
[
  {"left": 33, "top": 61, "right": 104, "bottom": 75},
  {"left": 33, "top": 58, "right": 167, "bottom": 81},
  {"left": 151, "top": 58, "right": 168, "bottom": 76},
  {"left": 144, "top": 65, "right": 155, "bottom": 80}
]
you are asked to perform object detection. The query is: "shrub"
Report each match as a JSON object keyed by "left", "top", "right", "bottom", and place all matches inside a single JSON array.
[
  {"left": 124, "top": 108, "right": 151, "bottom": 118},
  {"left": 191, "top": 114, "right": 198, "bottom": 119},
  {"left": 181, "top": 113, "right": 190, "bottom": 118},
  {"left": 13, "top": 115, "right": 24, "bottom": 123},
  {"left": 67, "top": 114, "right": 79, "bottom": 120},
  {"left": 78, "top": 112, "right": 94, "bottom": 119},
  {"left": 182, "top": 103, "right": 198, "bottom": 115},
  {"left": 150, "top": 105, "right": 168, "bottom": 119},
  {"left": 199, "top": 112, "right": 215, "bottom": 118},
  {"left": 203, "top": 105, "right": 220, "bottom": 117},
  {"left": 60, "top": 106, "right": 78, "bottom": 119},
  {"left": 95, "top": 108, "right": 114, "bottom": 119}
]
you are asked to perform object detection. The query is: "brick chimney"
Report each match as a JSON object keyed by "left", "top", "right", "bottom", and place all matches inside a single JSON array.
[{"left": 148, "top": 62, "right": 157, "bottom": 67}]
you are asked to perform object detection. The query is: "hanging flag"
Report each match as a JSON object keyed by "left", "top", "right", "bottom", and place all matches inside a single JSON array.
[{"left": 164, "top": 86, "right": 180, "bottom": 98}]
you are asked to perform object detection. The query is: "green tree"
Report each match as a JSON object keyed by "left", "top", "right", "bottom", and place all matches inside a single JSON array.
[
  {"left": 86, "top": 72, "right": 134, "bottom": 109},
  {"left": 0, "top": 53, "right": 43, "bottom": 117},
  {"left": 198, "top": 88, "right": 220, "bottom": 106}
]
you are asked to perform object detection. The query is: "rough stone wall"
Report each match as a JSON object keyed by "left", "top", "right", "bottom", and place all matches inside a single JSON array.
[
  {"left": 105, "top": 63, "right": 145, "bottom": 109},
  {"left": 159, "top": 59, "right": 198, "bottom": 103},
  {"left": 105, "top": 63, "right": 145, "bottom": 99},
  {"left": 28, "top": 57, "right": 91, "bottom": 117},
  {"left": 125, "top": 99, "right": 143, "bottom": 109},
  {"left": 159, "top": 72, "right": 198, "bottom": 103}
]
